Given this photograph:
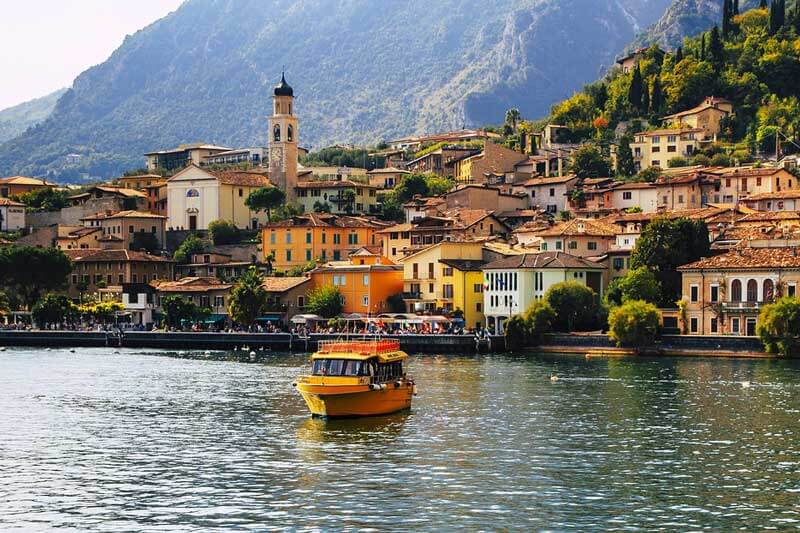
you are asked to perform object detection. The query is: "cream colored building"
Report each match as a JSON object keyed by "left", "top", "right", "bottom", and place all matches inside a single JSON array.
[
  {"left": 611, "top": 182, "right": 659, "bottom": 212},
  {"left": 631, "top": 129, "right": 703, "bottom": 171},
  {"left": 0, "top": 198, "right": 26, "bottom": 231},
  {"left": 534, "top": 218, "right": 618, "bottom": 258},
  {"left": 512, "top": 175, "right": 578, "bottom": 214},
  {"left": 662, "top": 97, "right": 733, "bottom": 141},
  {"left": 678, "top": 247, "right": 800, "bottom": 336},
  {"left": 367, "top": 167, "right": 410, "bottom": 189},
  {"left": 82, "top": 210, "right": 168, "bottom": 249},
  {"left": 166, "top": 166, "right": 272, "bottom": 230}
]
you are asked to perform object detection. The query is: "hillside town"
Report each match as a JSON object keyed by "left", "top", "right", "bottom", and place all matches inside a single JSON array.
[{"left": 1, "top": 65, "right": 799, "bottom": 347}]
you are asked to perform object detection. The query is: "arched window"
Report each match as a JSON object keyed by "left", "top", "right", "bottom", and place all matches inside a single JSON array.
[
  {"left": 186, "top": 189, "right": 200, "bottom": 198},
  {"left": 273, "top": 124, "right": 281, "bottom": 142},
  {"left": 287, "top": 124, "right": 294, "bottom": 142},
  {"left": 731, "top": 279, "right": 742, "bottom": 302},
  {"left": 747, "top": 279, "right": 758, "bottom": 302},
  {"left": 764, "top": 279, "right": 775, "bottom": 302}
]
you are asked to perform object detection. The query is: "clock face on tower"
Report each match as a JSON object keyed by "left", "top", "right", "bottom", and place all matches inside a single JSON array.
[{"left": 269, "top": 146, "right": 284, "bottom": 171}]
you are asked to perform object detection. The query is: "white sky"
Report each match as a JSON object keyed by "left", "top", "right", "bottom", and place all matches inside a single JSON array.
[{"left": 0, "top": 0, "right": 184, "bottom": 110}]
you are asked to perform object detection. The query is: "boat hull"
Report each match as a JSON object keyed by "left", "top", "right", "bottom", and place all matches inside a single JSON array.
[{"left": 297, "top": 382, "right": 413, "bottom": 418}]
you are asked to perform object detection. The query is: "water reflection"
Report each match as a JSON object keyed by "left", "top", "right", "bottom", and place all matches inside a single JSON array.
[{"left": 3, "top": 348, "right": 800, "bottom": 530}]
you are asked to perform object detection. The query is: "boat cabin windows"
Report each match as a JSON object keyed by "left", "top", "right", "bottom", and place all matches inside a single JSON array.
[
  {"left": 312, "top": 359, "right": 368, "bottom": 376},
  {"left": 311, "top": 358, "right": 405, "bottom": 380}
]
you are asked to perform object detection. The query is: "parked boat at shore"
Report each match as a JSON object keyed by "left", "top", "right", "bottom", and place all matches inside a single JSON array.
[{"left": 293, "top": 339, "right": 415, "bottom": 418}]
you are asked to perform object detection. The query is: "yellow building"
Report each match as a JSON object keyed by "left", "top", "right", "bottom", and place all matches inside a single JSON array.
[
  {"left": 114, "top": 174, "right": 166, "bottom": 190},
  {"left": 309, "top": 249, "right": 403, "bottom": 315},
  {"left": 630, "top": 128, "right": 703, "bottom": 172},
  {"left": 662, "top": 96, "right": 733, "bottom": 141},
  {"left": 262, "top": 213, "right": 389, "bottom": 270},
  {"left": 439, "top": 259, "right": 487, "bottom": 330},
  {"left": 295, "top": 180, "right": 379, "bottom": 215},
  {"left": 399, "top": 241, "right": 484, "bottom": 320}
]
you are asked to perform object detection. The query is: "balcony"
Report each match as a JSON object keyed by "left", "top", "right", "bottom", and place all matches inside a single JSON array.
[{"left": 721, "top": 300, "right": 769, "bottom": 312}]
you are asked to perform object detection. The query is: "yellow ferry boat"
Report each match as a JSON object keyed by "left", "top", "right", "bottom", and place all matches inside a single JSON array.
[{"left": 293, "top": 339, "right": 415, "bottom": 418}]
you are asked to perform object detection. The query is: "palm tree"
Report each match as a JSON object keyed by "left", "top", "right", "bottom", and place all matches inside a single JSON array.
[{"left": 505, "top": 107, "right": 522, "bottom": 132}]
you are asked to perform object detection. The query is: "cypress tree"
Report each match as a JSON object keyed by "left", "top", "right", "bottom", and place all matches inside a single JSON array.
[
  {"left": 760, "top": 0, "right": 768, "bottom": 8},
  {"left": 628, "top": 64, "right": 643, "bottom": 112},
  {"left": 733, "top": 0, "right": 739, "bottom": 16},
  {"left": 642, "top": 80, "right": 651, "bottom": 113},
  {"left": 795, "top": 2, "right": 800, "bottom": 34},
  {"left": 722, "top": 0, "right": 731, "bottom": 38},
  {"left": 778, "top": 0, "right": 786, "bottom": 28},
  {"left": 651, "top": 76, "right": 664, "bottom": 115},
  {"left": 709, "top": 25, "right": 724, "bottom": 68},
  {"left": 769, "top": 0, "right": 785, "bottom": 34},
  {"left": 675, "top": 46, "right": 684, "bottom": 63},
  {"left": 616, "top": 136, "right": 636, "bottom": 178},
  {"left": 700, "top": 33, "right": 706, "bottom": 61}
]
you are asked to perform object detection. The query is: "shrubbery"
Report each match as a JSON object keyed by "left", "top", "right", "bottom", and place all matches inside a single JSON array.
[
  {"left": 608, "top": 300, "right": 661, "bottom": 348},
  {"left": 757, "top": 297, "right": 800, "bottom": 357}
]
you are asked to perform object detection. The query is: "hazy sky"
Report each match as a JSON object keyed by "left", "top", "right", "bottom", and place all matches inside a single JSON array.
[{"left": 0, "top": 0, "right": 184, "bottom": 110}]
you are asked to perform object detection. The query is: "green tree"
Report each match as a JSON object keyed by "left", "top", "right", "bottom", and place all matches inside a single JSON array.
[
  {"left": 628, "top": 64, "right": 644, "bottom": 111},
  {"left": 505, "top": 107, "right": 522, "bottom": 131},
  {"left": 722, "top": 0, "right": 732, "bottom": 38},
  {"left": 692, "top": 154, "right": 712, "bottom": 166},
  {"left": 245, "top": 187, "right": 285, "bottom": 223},
  {"left": 228, "top": 266, "right": 267, "bottom": 327},
  {"left": 424, "top": 175, "right": 454, "bottom": 196},
  {"left": 616, "top": 136, "right": 636, "bottom": 177},
  {"left": 608, "top": 300, "right": 660, "bottom": 348},
  {"left": 630, "top": 217, "right": 710, "bottom": 307},
  {"left": 306, "top": 285, "right": 343, "bottom": 317},
  {"left": 208, "top": 220, "right": 241, "bottom": 245},
  {"left": 605, "top": 267, "right": 661, "bottom": 306},
  {"left": 0, "top": 246, "right": 71, "bottom": 310},
  {"left": 636, "top": 166, "right": 662, "bottom": 183},
  {"left": 173, "top": 233, "right": 205, "bottom": 264},
  {"left": 503, "top": 314, "right": 529, "bottom": 352},
  {"left": 710, "top": 153, "right": 731, "bottom": 167},
  {"left": 675, "top": 46, "right": 684, "bottom": 63},
  {"left": 708, "top": 26, "right": 724, "bottom": 68},
  {"left": 14, "top": 188, "right": 69, "bottom": 212},
  {"left": 313, "top": 200, "right": 332, "bottom": 213},
  {"left": 650, "top": 76, "right": 665, "bottom": 114},
  {"left": 525, "top": 300, "right": 556, "bottom": 344},
  {"left": 394, "top": 173, "right": 430, "bottom": 202},
  {"left": 757, "top": 297, "right": 800, "bottom": 356},
  {"left": 570, "top": 145, "right": 611, "bottom": 179},
  {"left": 545, "top": 281, "right": 599, "bottom": 332},
  {"left": 131, "top": 232, "right": 160, "bottom": 254},
  {"left": 668, "top": 156, "right": 689, "bottom": 168},
  {"left": 340, "top": 189, "right": 356, "bottom": 214},
  {"left": 161, "top": 295, "right": 205, "bottom": 328},
  {"left": 32, "top": 294, "right": 76, "bottom": 327}
]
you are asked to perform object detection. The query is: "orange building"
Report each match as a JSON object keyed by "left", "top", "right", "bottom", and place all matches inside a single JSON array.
[
  {"left": 262, "top": 213, "right": 391, "bottom": 270},
  {"left": 309, "top": 247, "right": 403, "bottom": 315},
  {"left": 0, "top": 176, "right": 57, "bottom": 198}
]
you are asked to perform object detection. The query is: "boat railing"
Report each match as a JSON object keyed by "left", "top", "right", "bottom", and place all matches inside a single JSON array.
[{"left": 317, "top": 339, "right": 401, "bottom": 355}]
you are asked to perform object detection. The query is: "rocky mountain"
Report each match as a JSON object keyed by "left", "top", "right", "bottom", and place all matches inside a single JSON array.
[
  {"left": 0, "top": 88, "right": 66, "bottom": 144},
  {"left": 0, "top": 0, "right": 675, "bottom": 181},
  {"left": 628, "top": 0, "right": 762, "bottom": 50}
]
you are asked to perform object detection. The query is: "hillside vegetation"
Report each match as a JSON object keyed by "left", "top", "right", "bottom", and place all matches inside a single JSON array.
[{"left": 550, "top": 1, "right": 800, "bottom": 156}]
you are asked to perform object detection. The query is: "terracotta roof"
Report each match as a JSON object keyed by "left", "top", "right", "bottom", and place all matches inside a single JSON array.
[
  {"left": 521, "top": 174, "right": 578, "bottom": 186},
  {"left": 608, "top": 207, "right": 727, "bottom": 224},
  {"left": 261, "top": 276, "right": 310, "bottom": 292},
  {"left": 263, "top": 213, "right": 390, "bottom": 229},
  {"left": 663, "top": 102, "right": 729, "bottom": 120},
  {"left": 741, "top": 190, "right": 800, "bottom": 201},
  {"left": 633, "top": 128, "right": 704, "bottom": 137},
  {"left": 155, "top": 277, "right": 232, "bottom": 292},
  {"left": 81, "top": 210, "right": 167, "bottom": 221},
  {"left": 59, "top": 227, "right": 101, "bottom": 239},
  {"left": 295, "top": 180, "right": 375, "bottom": 189},
  {"left": 208, "top": 169, "right": 271, "bottom": 187},
  {"left": 376, "top": 223, "right": 413, "bottom": 234},
  {"left": 439, "top": 259, "right": 487, "bottom": 271},
  {"left": 483, "top": 252, "right": 606, "bottom": 270},
  {"left": 440, "top": 208, "right": 496, "bottom": 228},
  {"left": 713, "top": 166, "right": 791, "bottom": 178},
  {"left": 613, "top": 182, "right": 657, "bottom": 190},
  {"left": 350, "top": 245, "right": 383, "bottom": 256},
  {"left": 534, "top": 218, "right": 618, "bottom": 238},
  {"left": 68, "top": 186, "right": 146, "bottom": 199},
  {"left": 0, "top": 176, "right": 55, "bottom": 186},
  {"left": 367, "top": 167, "right": 410, "bottom": 175},
  {"left": 738, "top": 211, "right": 800, "bottom": 223},
  {"left": 0, "top": 197, "right": 25, "bottom": 206},
  {"left": 68, "top": 249, "right": 173, "bottom": 263},
  {"left": 679, "top": 247, "right": 800, "bottom": 270}
]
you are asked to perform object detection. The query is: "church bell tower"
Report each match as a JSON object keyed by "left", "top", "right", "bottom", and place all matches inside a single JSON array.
[{"left": 268, "top": 72, "right": 298, "bottom": 201}]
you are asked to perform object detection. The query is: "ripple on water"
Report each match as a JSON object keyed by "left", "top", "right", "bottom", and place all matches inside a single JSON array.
[{"left": 2, "top": 348, "right": 800, "bottom": 530}]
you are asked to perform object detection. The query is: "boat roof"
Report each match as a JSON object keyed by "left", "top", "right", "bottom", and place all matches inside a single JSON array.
[{"left": 312, "top": 340, "right": 407, "bottom": 362}]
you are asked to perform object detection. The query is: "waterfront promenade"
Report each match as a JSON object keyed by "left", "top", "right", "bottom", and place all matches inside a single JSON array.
[{"left": 0, "top": 329, "right": 771, "bottom": 356}]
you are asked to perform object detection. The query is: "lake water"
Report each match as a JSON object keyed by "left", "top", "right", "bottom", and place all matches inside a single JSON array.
[{"left": 2, "top": 348, "right": 800, "bottom": 531}]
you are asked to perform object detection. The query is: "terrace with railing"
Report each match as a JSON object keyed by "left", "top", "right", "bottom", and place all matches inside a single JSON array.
[{"left": 316, "top": 339, "right": 401, "bottom": 355}]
